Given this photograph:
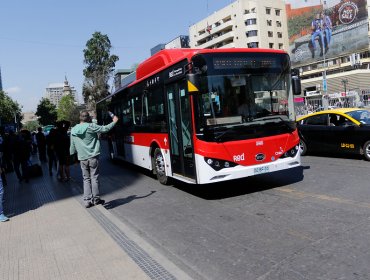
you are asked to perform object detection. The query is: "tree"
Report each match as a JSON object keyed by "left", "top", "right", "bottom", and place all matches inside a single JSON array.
[
  {"left": 0, "top": 90, "right": 23, "bottom": 126},
  {"left": 23, "top": 120, "right": 40, "bottom": 132},
  {"left": 35, "top": 98, "right": 57, "bottom": 126},
  {"left": 82, "top": 31, "right": 119, "bottom": 111},
  {"left": 57, "top": 94, "right": 79, "bottom": 126}
]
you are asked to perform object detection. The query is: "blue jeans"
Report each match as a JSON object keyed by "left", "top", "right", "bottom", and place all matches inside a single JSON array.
[
  {"left": 324, "top": 28, "right": 332, "bottom": 46},
  {"left": 311, "top": 31, "right": 324, "bottom": 50},
  {"left": 80, "top": 156, "right": 100, "bottom": 204},
  {"left": 0, "top": 177, "right": 4, "bottom": 215}
]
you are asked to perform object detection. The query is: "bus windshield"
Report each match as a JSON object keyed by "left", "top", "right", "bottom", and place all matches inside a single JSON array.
[{"left": 191, "top": 52, "right": 295, "bottom": 142}]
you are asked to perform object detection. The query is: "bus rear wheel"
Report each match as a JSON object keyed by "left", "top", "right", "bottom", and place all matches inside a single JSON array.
[{"left": 153, "top": 148, "right": 169, "bottom": 185}]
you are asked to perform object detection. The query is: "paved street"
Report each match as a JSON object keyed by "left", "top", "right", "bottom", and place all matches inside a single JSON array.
[
  {"left": 2, "top": 149, "right": 370, "bottom": 280},
  {"left": 73, "top": 150, "right": 370, "bottom": 280}
]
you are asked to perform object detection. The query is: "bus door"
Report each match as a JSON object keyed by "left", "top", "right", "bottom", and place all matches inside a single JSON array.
[{"left": 166, "top": 80, "right": 196, "bottom": 181}]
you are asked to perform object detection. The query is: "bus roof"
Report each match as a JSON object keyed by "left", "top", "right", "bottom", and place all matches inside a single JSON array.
[
  {"left": 103, "top": 48, "right": 287, "bottom": 101},
  {"left": 135, "top": 48, "right": 287, "bottom": 85}
]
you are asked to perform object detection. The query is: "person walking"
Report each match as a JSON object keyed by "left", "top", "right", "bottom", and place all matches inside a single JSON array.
[
  {"left": 70, "top": 110, "right": 118, "bottom": 208},
  {"left": 12, "top": 131, "right": 31, "bottom": 183},
  {"left": 46, "top": 128, "right": 57, "bottom": 176},
  {"left": 0, "top": 144, "right": 9, "bottom": 222},
  {"left": 36, "top": 127, "right": 47, "bottom": 163},
  {"left": 0, "top": 132, "right": 7, "bottom": 186},
  {"left": 55, "top": 121, "right": 71, "bottom": 181}
]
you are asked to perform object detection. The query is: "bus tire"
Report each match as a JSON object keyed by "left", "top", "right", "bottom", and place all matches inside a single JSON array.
[
  {"left": 363, "top": 141, "right": 370, "bottom": 161},
  {"left": 299, "top": 139, "right": 307, "bottom": 156},
  {"left": 153, "top": 148, "right": 169, "bottom": 185}
]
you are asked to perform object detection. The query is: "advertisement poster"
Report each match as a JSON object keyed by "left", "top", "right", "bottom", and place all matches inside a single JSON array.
[{"left": 285, "top": 0, "right": 369, "bottom": 67}]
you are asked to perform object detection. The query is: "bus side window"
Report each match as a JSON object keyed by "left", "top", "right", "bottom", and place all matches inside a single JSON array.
[
  {"left": 122, "top": 99, "right": 133, "bottom": 126},
  {"left": 147, "top": 87, "right": 167, "bottom": 132}
]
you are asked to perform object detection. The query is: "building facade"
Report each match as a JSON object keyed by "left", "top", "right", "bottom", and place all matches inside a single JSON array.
[
  {"left": 286, "top": 0, "right": 370, "bottom": 111},
  {"left": 45, "top": 77, "right": 77, "bottom": 108},
  {"left": 189, "top": 0, "right": 288, "bottom": 50},
  {"left": 188, "top": 0, "right": 370, "bottom": 112}
]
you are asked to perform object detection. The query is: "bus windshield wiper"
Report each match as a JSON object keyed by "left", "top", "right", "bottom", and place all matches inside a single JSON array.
[
  {"left": 213, "top": 128, "right": 236, "bottom": 142},
  {"left": 252, "top": 115, "right": 295, "bottom": 131}
]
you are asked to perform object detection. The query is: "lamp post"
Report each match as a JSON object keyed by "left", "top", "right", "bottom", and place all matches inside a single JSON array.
[
  {"left": 341, "top": 78, "right": 348, "bottom": 107},
  {"left": 341, "top": 78, "right": 348, "bottom": 97}
]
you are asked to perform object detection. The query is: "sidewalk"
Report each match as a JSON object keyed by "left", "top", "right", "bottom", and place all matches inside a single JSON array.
[{"left": 0, "top": 162, "right": 173, "bottom": 280}]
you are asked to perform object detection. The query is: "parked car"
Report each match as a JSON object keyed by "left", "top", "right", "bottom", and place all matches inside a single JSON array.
[
  {"left": 297, "top": 108, "right": 370, "bottom": 160},
  {"left": 42, "top": 125, "right": 55, "bottom": 136}
]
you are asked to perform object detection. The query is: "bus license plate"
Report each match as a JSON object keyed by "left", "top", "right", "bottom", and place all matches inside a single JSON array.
[{"left": 254, "top": 166, "right": 269, "bottom": 175}]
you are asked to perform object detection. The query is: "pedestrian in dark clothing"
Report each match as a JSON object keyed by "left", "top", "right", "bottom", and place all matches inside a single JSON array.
[
  {"left": 46, "top": 128, "right": 57, "bottom": 176},
  {"left": 0, "top": 133, "right": 7, "bottom": 187},
  {"left": 31, "top": 132, "right": 37, "bottom": 155},
  {"left": 13, "top": 131, "right": 31, "bottom": 183},
  {"left": 70, "top": 110, "right": 118, "bottom": 208},
  {"left": 55, "top": 121, "right": 71, "bottom": 181},
  {"left": 36, "top": 127, "right": 47, "bottom": 163},
  {"left": 3, "top": 131, "right": 15, "bottom": 173},
  {"left": 0, "top": 156, "right": 9, "bottom": 221}
]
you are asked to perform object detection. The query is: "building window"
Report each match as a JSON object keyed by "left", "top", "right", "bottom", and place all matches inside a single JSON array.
[
  {"left": 248, "top": 42, "right": 259, "bottom": 48},
  {"left": 269, "top": 43, "right": 274, "bottom": 48},
  {"left": 275, "top": 9, "right": 281, "bottom": 16},
  {"left": 268, "top": 31, "right": 273, "bottom": 37},
  {"left": 245, "top": 9, "right": 249, "bottom": 14},
  {"left": 276, "top": 21, "right": 282, "bottom": 27},
  {"left": 278, "top": 43, "right": 283, "bottom": 49},
  {"left": 245, "top": 18, "right": 257, "bottom": 26},
  {"left": 266, "top": 8, "right": 271, "bottom": 15},
  {"left": 246, "top": 30, "right": 258, "bottom": 37},
  {"left": 267, "top": 20, "right": 272, "bottom": 26},
  {"left": 277, "top": 32, "right": 282, "bottom": 38}
]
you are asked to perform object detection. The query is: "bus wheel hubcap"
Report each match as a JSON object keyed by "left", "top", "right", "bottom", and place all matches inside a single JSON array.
[{"left": 156, "top": 154, "right": 165, "bottom": 176}]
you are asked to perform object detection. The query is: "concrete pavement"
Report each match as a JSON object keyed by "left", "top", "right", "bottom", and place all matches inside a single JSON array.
[{"left": 0, "top": 160, "right": 190, "bottom": 280}]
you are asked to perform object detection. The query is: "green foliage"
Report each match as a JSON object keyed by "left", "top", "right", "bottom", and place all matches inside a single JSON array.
[
  {"left": 23, "top": 120, "right": 40, "bottom": 132},
  {"left": 287, "top": 8, "right": 320, "bottom": 39},
  {"left": 0, "top": 90, "right": 23, "bottom": 125},
  {"left": 57, "top": 94, "right": 80, "bottom": 126},
  {"left": 35, "top": 98, "right": 57, "bottom": 126},
  {"left": 82, "top": 31, "right": 119, "bottom": 111}
]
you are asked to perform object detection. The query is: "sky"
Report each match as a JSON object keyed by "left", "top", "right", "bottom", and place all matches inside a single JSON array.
[{"left": 0, "top": 0, "right": 233, "bottom": 112}]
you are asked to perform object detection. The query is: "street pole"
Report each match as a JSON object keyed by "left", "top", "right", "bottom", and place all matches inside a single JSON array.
[
  {"left": 341, "top": 78, "right": 348, "bottom": 107},
  {"left": 321, "top": 3, "right": 328, "bottom": 109}
]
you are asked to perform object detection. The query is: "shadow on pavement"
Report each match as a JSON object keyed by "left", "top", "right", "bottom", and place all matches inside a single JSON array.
[
  {"left": 104, "top": 191, "right": 156, "bottom": 209},
  {"left": 171, "top": 166, "right": 306, "bottom": 200}
]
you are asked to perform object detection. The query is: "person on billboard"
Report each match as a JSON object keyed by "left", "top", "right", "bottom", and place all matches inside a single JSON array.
[
  {"left": 311, "top": 13, "right": 324, "bottom": 58},
  {"left": 321, "top": 11, "right": 332, "bottom": 53}
]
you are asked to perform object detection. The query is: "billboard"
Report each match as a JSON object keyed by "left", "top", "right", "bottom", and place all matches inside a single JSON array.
[{"left": 286, "top": 0, "right": 369, "bottom": 67}]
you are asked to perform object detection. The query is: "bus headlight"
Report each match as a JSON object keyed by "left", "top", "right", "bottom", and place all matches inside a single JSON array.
[
  {"left": 281, "top": 145, "right": 299, "bottom": 159},
  {"left": 204, "top": 157, "right": 238, "bottom": 171}
]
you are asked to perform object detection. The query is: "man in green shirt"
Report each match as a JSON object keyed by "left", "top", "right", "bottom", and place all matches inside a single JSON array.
[{"left": 70, "top": 110, "right": 118, "bottom": 208}]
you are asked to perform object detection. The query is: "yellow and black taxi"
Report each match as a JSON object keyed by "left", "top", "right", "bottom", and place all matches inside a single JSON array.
[{"left": 297, "top": 108, "right": 370, "bottom": 160}]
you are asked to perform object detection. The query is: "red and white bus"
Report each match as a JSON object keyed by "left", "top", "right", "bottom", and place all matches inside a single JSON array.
[{"left": 97, "top": 48, "right": 302, "bottom": 184}]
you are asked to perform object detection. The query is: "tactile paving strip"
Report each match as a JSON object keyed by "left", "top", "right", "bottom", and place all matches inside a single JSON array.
[{"left": 89, "top": 207, "right": 177, "bottom": 280}]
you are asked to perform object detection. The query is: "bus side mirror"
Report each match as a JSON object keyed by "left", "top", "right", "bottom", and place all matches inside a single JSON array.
[
  {"left": 187, "top": 73, "right": 201, "bottom": 93},
  {"left": 292, "top": 76, "right": 301, "bottom": 96}
]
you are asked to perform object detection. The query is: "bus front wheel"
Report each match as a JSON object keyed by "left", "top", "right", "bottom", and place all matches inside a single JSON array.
[
  {"left": 299, "top": 139, "right": 307, "bottom": 156},
  {"left": 153, "top": 148, "right": 169, "bottom": 185}
]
